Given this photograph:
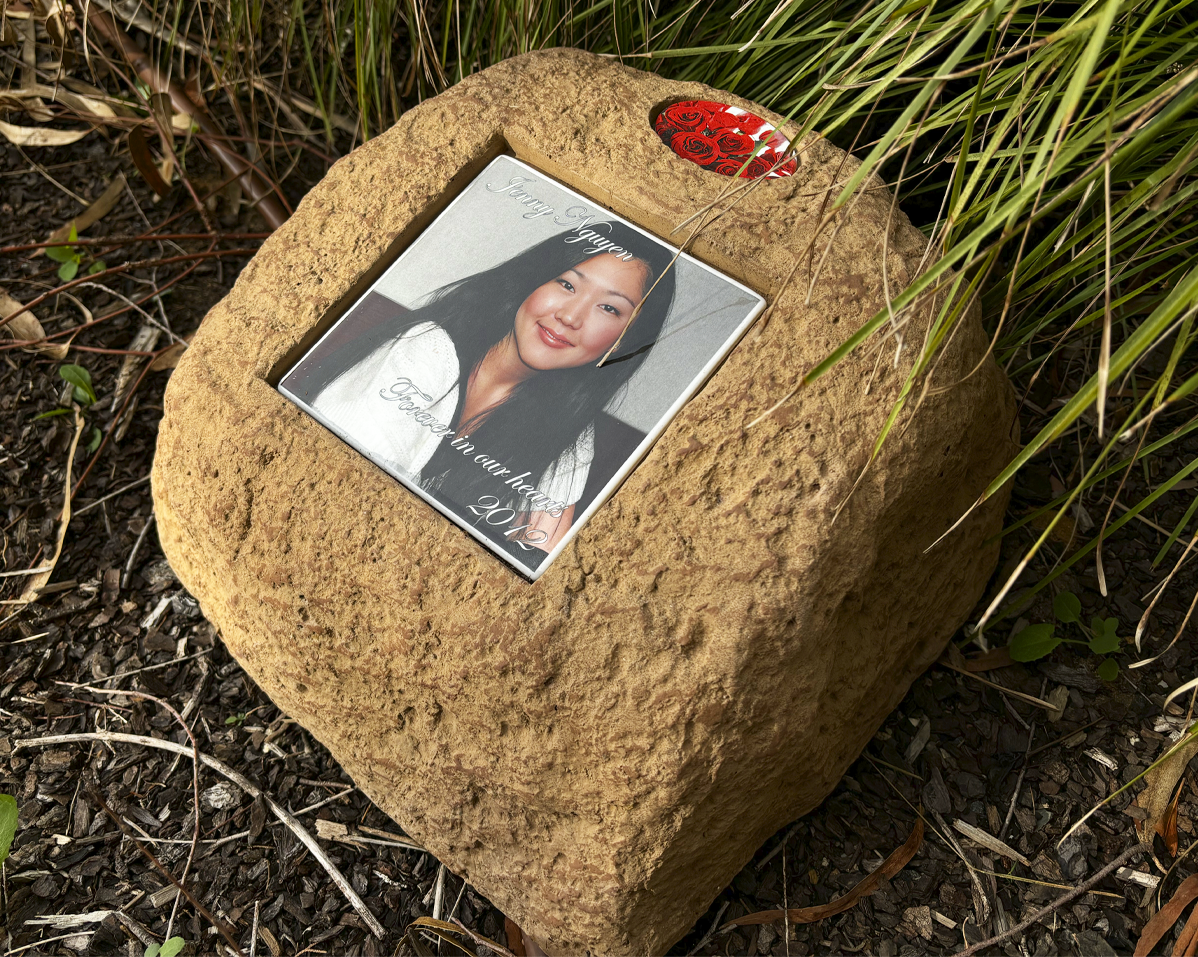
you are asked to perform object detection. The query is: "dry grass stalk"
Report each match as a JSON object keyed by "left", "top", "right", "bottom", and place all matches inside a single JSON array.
[
  {"left": 11, "top": 409, "right": 83, "bottom": 605},
  {"left": 13, "top": 730, "right": 387, "bottom": 938}
]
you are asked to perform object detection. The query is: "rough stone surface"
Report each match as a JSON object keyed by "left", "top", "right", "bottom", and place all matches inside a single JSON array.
[{"left": 152, "top": 49, "right": 1017, "bottom": 955}]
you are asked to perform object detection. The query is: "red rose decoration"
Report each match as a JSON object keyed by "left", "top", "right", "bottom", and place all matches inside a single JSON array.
[
  {"left": 670, "top": 131, "right": 720, "bottom": 165},
  {"left": 757, "top": 149, "right": 797, "bottom": 176},
  {"left": 705, "top": 110, "right": 743, "bottom": 131},
  {"left": 656, "top": 100, "right": 796, "bottom": 179},
  {"left": 746, "top": 154, "right": 774, "bottom": 178},
  {"left": 712, "top": 156, "right": 752, "bottom": 177},
  {"left": 658, "top": 102, "right": 712, "bottom": 133},
  {"left": 763, "top": 130, "right": 789, "bottom": 152},
  {"left": 737, "top": 114, "right": 771, "bottom": 136},
  {"left": 714, "top": 129, "right": 756, "bottom": 156}
]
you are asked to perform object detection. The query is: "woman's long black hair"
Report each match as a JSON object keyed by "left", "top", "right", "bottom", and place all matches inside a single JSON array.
[{"left": 303, "top": 221, "right": 676, "bottom": 511}]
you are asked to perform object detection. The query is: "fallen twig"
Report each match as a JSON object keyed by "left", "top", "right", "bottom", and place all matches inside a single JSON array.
[
  {"left": 450, "top": 916, "right": 517, "bottom": 957},
  {"left": 687, "top": 900, "right": 731, "bottom": 956},
  {"left": 54, "top": 650, "right": 212, "bottom": 688},
  {"left": 954, "top": 842, "right": 1146, "bottom": 957},
  {"left": 1000, "top": 720, "right": 1035, "bottom": 841},
  {"left": 73, "top": 685, "right": 201, "bottom": 941},
  {"left": 407, "top": 917, "right": 513, "bottom": 957},
  {"left": 87, "top": 785, "right": 244, "bottom": 955},
  {"left": 0, "top": 247, "right": 258, "bottom": 340},
  {"left": 315, "top": 818, "right": 425, "bottom": 853},
  {"left": 121, "top": 511, "right": 155, "bottom": 587},
  {"left": 13, "top": 731, "right": 386, "bottom": 938},
  {"left": 930, "top": 809, "right": 991, "bottom": 927}
]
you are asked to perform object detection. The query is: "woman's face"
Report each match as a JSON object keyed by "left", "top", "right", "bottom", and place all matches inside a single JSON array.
[{"left": 511, "top": 254, "right": 650, "bottom": 371}]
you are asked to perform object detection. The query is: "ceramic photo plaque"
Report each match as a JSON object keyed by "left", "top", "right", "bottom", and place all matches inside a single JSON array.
[{"left": 279, "top": 156, "right": 764, "bottom": 578}]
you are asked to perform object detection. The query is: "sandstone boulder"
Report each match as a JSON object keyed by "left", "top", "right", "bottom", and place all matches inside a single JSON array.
[{"left": 152, "top": 49, "right": 1016, "bottom": 954}]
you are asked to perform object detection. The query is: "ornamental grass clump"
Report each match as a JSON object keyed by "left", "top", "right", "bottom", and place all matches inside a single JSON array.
[{"left": 115, "top": 0, "right": 1198, "bottom": 641}]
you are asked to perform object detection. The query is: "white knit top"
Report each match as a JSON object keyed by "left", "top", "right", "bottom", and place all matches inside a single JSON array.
[{"left": 311, "top": 322, "right": 594, "bottom": 507}]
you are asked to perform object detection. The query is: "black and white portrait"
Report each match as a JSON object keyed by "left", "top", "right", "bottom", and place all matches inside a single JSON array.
[{"left": 280, "top": 156, "right": 764, "bottom": 578}]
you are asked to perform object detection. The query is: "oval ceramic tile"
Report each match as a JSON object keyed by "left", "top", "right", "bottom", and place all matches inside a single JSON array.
[{"left": 654, "top": 99, "right": 797, "bottom": 179}]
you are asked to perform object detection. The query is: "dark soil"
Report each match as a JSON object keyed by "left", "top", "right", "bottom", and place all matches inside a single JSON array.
[{"left": 3, "top": 67, "right": 1197, "bottom": 957}]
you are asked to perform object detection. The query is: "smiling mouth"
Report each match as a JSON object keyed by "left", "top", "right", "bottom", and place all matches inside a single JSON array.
[{"left": 536, "top": 323, "right": 573, "bottom": 348}]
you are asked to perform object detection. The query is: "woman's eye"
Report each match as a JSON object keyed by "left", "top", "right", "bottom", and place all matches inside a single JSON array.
[
  {"left": 599, "top": 304, "right": 622, "bottom": 317},
  {"left": 556, "top": 279, "right": 575, "bottom": 292}
]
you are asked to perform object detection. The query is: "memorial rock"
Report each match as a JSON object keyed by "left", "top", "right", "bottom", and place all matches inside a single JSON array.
[{"left": 152, "top": 48, "right": 1017, "bottom": 954}]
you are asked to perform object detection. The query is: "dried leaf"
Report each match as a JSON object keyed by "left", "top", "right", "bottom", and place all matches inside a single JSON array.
[
  {"left": 964, "top": 647, "right": 1015, "bottom": 672},
  {"left": 19, "top": 15, "right": 36, "bottom": 95},
  {"left": 148, "top": 337, "right": 190, "bottom": 371},
  {"left": 31, "top": 83, "right": 114, "bottom": 118},
  {"left": 40, "top": 0, "right": 76, "bottom": 58},
  {"left": 1135, "top": 874, "right": 1198, "bottom": 957},
  {"left": 0, "top": 118, "right": 92, "bottom": 146},
  {"left": 1174, "top": 906, "right": 1198, "bottom": 957},
  {"left": 1161, "top": 778, "right": 1185, "bottom": 858},
  {"left": 18, "top": 408, "right": 84, "bottom": 604},
  {"left": 157, "top": 152, "right": 175, "bottom": 191},
  {"left": 41, "top": 173, "right": 126, "bottom": 252},
  {"left": 728, "top": 818, "right": 924, "bottom": 927},
  {"left": 0, "top": 289, "right": 68, "bottom": 359},
  {"left": 127, "top": 126, "right": 170, "bottom": 196},
  {"left": 1136, "top": 735, "right": 1198, "bottom": 843},
  {"left": 505, "top": 918, "right": 528, "bottom": 957},
  {"left": 406, "top": 918, "right": 513, "bottom": 957}
]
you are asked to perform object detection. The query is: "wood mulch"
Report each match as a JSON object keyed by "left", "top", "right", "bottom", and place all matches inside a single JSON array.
[{"left": 2, "top": 105, "right": 1197, "bottom": 957}]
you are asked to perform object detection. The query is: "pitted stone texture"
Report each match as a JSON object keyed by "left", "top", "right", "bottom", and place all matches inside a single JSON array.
[{"left": 152, "top": 49, "right": 1016, "bottom": 955}]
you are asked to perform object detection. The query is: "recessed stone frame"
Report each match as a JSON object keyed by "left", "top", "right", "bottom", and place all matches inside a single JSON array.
[{"left": 154, "top": 49, "right": 1016, "bottom": 956}]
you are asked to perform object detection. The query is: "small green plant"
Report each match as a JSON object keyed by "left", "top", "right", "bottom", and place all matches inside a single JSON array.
[
  {"left": 34, "top": 365, "right": 102, "bottom": 452},
  {"left": 225, "top": 712, "right": 247, "bottom": 726},
  {"left": 45, "top": 224, "right": 105, "bottom": 282},
  {"left": 1008, "top": 590, "right": 1120, "bottom": 681},
  {"left": 144, "top": 937, "right": 186, "bottom": 957},
  {"left": 59, "top": 364, "right": 97, "bottom": 406},
  {"left": 0, "top": 793, "right": 18, "bottom": 866}
]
